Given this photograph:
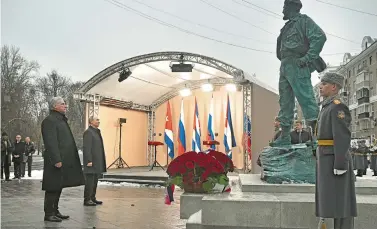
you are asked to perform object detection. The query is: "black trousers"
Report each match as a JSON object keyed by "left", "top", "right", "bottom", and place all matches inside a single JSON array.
[
  {"left": 21, "top": 156, "right": 32, "bottom": 177},
  {"left": 1, "top": 156, "right": 10, "bottom": 179},
  {"left": 44, "top": 189, "right": 62, "bottom": 216},
  {"left": 13, "top": 162, "right": 21, "bottom": 178},
  {"left": 84, "top": 174, "right": 99, "bottom": 202}
]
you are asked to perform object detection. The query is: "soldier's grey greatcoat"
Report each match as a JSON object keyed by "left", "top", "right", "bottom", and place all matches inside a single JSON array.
[
  {"left": 354, "top": 146, "right": 368, "bottom": 170},
  {"left": 315, "top": 96, "right": 357, "bottom": 218},
  {"left": 370, "top": 148, "right": 377, "bottom": 171}
]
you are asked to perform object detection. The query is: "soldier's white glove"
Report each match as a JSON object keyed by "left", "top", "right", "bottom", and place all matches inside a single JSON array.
[{"left": 333, "top": 169, "right": 347, "bottom": 175}]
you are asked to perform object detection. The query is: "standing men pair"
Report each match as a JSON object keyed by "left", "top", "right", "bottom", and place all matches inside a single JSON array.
[{"left": 315, "top": 73, "right": 357, "bottom": 229}]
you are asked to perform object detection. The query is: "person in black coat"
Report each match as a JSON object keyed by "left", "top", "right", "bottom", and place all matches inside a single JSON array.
[
  {"left": 290, "top": 120, "right": 311, "bottom": 144},
  {"left": 13, "top": 135, "right": 25, "bottom": 179},
  {"left": 41, "top": 97, "right": 85, "bottom": 222},
  {"left": 1, "top": 132, "right": 14, "bottom": 181},
  {"left": 83, "top": 116, "right": 107, "bottom": 206},
  {"left": 24, "top": 137, "right": 36, "bottom": 177}
]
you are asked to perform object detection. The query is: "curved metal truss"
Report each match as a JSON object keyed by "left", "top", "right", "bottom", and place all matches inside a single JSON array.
[
  {"left": 75, "top": 51, "right": 254, "bottom": 172},
  {"left": 78, "top": 51, "right": 246, "bottom": 93}
]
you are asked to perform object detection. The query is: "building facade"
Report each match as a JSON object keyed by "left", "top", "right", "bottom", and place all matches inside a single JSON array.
[
  {"left": 337, "top": 36, "right": 377, "bottom": 140},
  {"left": 297, "top": 36, "right": 377, "bottom": 141}
]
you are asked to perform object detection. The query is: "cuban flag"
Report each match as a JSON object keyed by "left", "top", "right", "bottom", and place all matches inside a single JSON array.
[
  {"left": 207, "top": 94, "right": 215, "bottom": 149},
  {"left": 164, "top": 101, "right": 174, "bottom": 159},
  {"left": 224, "top": 94, "right": 236, "bottom": 159},
  {"left": 192, "top": 98, "right": 201, "bottom": 152},
  {"left": 178, "top": 99, "right": 186, "bottom": 155}
]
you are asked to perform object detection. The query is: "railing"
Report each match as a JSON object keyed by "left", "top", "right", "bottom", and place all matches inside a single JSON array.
[
  {"left": 356, "top": 81, "right": 370, "bottom": 90},
  {"left": 357, "top": 65, "right": 367, "bottom": 74}
]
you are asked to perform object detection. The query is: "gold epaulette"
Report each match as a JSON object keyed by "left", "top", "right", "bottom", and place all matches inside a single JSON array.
[{"left": 333, "top": 99, "right": 341, "bottom": 104}]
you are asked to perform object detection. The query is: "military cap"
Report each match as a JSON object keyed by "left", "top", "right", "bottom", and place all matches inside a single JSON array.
[
  {"left": 284, "top": 0, "right": 302, "bottom": 9},
  {"left": 321, "top": 72, "right": 345, "bottom": 89}
]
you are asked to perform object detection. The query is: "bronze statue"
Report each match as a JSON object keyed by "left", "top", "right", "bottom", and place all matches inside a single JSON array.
[{"left": 273, "top": 0, "right": 327, "bottom": 146}]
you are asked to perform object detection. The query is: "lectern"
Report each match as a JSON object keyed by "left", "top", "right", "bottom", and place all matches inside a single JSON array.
[
  {"left": 148, "top": 141, "right": 164, "bottom": 171},
  {"left": 203, "top": 140, "right": 220, "bottom": 151}
]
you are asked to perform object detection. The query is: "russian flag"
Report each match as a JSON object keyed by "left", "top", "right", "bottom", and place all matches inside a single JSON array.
[
  {"left": 178, "top": 99, "right": 186, "bottom": 155},
  {"left": 244, "top": 115, "right": 252, "bottom": 160},
  {"left": 192, "top": 97, "right": 201, "bottom": 152},
  {"left": 207, "top": 94, "right": 215, "bottom": 149},
  {"left": 224, "top": 94, "right": 236, "bottom": 159},
  {"left": 164, "top": 101, "right": 174, "bottom": 159}
]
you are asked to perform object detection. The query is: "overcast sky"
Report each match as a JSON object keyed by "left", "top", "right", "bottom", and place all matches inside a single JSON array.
[{"left": 2, "top": 0, "right": 377, "bottom": 90}]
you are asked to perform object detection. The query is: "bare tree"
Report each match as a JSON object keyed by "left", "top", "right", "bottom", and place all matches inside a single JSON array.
[{"left": 1, "top": 45, "right": 39, "bottom": 139}]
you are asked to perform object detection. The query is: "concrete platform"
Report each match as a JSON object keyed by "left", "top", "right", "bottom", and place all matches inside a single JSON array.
[
  {"left": 184, "top": 174, "right": 377, "bottom": 229},
  {"left": 186, "top": 192, "right": 377, "bottom": 229},
  {"left": 240, "top": 174, "right": 377, "bottom": 195}
]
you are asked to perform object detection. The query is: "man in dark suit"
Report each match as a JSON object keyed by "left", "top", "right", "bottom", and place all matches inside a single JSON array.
[
  {"left": 41, "top": 97, "right": 85, "bottom": 222},
  {"left": 83, "top": 116, "right": 107, "bottom": 206},
  {"left": 290, "top": 120, "right": 311, "bottom": 144}
]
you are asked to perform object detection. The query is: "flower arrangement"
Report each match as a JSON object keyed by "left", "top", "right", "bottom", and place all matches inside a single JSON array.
[{"left": 166, "top": 150, "right": 234, "bottom": 193}]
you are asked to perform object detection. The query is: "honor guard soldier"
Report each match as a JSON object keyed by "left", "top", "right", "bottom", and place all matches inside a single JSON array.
[
  {"left": 315, "top": 72, "right": 357, "bottom": 229},
  {"left": 370, "top": 145, "right": 377, "bottom": 176},
  {"left": 355, "top": 140, "right": 368, "bottom": 177}
]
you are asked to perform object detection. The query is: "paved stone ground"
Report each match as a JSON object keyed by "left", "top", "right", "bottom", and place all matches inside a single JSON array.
[{"left": 1, "top": 180, "right": 185, "bottom": 229}]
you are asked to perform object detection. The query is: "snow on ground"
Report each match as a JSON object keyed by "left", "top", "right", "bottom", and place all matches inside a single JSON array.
[
  {"left": 354, "top": 168, "right": 376, "bottom": 180},
  {"left": 21, "top": 170, "right": 44, "bottom": 180}
]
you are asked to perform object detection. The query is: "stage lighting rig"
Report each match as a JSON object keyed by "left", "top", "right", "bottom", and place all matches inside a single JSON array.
[
  {"left": 118, "top": 67, "right": 132, "bottom": 82},
  {"left": 170, "top": 54, "right": 194, "bottom": 72}
]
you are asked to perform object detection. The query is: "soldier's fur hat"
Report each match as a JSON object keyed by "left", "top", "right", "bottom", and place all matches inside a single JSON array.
[
  {"left": 321, "top": 72, "right": 344, "bottom": 89},
  {"left": 284, "top": 0, "right": 302, "bottom": 9}
]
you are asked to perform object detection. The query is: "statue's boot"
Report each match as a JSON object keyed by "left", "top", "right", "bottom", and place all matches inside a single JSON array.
[{"left": 270, "top": 127, "right": 291, "bottom": 147}]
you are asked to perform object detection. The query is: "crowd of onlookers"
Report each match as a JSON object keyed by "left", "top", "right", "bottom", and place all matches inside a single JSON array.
[{"left": 1, "top": 132, "right": 36, "bottom": 181}]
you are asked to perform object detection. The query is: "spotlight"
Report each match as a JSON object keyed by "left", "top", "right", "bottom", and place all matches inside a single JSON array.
[
  {"left": 118, "top": 68, "right": 132, "bottom": 82},
  {"left": 179, "top": 88, "right": 191, "bottom": 97},
  {"left": 201, "top": 83, "right": 213, "bottom": 92},
  {"left": 225, "top": 83, "right": 237, "bottom": 92}
]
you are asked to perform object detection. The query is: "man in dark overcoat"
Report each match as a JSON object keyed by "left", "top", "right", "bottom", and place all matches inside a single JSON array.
[
  {"left": 13, "top": 135, "right": 25, "bottom": 179},
  {"left": 41, "top": 97, "right": 85, "bottom": 222},
  {"left": 315, "top": 72, "right": 357, "bottom": 229},
  {"left": 1, "top": 132, "right": 14, "bottom": 181},
  {"left": 83, "top": 116, "right": 107, "bottom": 206}
]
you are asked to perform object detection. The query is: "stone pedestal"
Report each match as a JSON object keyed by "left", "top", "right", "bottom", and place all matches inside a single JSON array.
[
  {"left": 260, "top": 144, "right": 316, "bottom": 184},
  {"left": 184, "top": 174, "right": 377, "bottom": 229}
]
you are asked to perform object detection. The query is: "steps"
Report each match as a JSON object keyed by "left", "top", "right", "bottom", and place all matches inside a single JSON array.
[{"left": 99, "top": 171, "right": 168, "bottom": 185}]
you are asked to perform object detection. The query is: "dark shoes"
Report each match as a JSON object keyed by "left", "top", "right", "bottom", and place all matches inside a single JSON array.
[
  {"left": 92, "top": 199, "right": 103, "bottom": 205},
  {"left": 44, "top": 211, "right": 69, "bottom": 222},
  {"left": 44, "top": 216, "right": 62, "bottom": 222},
  {"left": 56, "top": 211, "right": 69, "bottom": 219},
  {"left": 84, "top": 199, "right": 103, "bottom": 206},
  {"left": 83, "top": 200, "right": 97, "bottom": 206}
]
